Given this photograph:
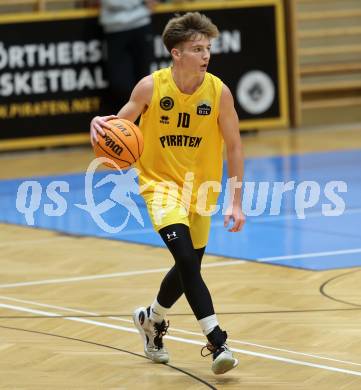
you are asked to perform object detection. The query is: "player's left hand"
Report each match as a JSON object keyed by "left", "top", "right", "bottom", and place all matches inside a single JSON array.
[{"left": 224, "top": 205, "right": 246, "bottom": 232}]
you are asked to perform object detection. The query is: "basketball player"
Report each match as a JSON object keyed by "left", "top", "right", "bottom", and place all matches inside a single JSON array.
[{"left": 90, "top": 12, "right": 245, "bottom": 375}]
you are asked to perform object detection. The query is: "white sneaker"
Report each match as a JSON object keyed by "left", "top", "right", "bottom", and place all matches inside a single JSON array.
[
  {"left": 133, "top": 306, "right": 169, "bottom": 363},
  {"left": 211, "top": 344, "right": 238, "bottom": 375},
  {"left": 201, "top": 329, "right": 238, "bottom": 375}
]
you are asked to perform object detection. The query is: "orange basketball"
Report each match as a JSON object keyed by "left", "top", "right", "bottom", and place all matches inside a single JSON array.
[{"left": 93, "top": 118, "right": 144, "bottom": 169}]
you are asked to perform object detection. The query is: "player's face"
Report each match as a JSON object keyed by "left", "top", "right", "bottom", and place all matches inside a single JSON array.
[{"left": 174, "top": 35, "right": 211, "bottom": 74}]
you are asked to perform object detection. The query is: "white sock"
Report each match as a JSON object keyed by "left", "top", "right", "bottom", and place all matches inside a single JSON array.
[
  {"left": 198, "top": 314, "right": 219, "bottom": 336},
  {"left": 149, "top": 299, "right": 168, "bottom": 323}
]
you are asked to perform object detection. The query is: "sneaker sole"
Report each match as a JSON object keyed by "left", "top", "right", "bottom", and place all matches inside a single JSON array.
[
  {"left": 212, "top": 356, "right": 239, "bottom": 375},
  {"left": 132, "top": 307, "right": 169, "bottom": 364}
]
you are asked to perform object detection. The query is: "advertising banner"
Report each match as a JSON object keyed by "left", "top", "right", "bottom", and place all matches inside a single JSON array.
[
  {"left": 153, "top": 0, "right": 289, "bottom": 129},
  {"left": 0, "top": 1, "right": 288, "bottom": 145},
  {"left": 0, "top": 10, "right": 108, "bottom": 140}
]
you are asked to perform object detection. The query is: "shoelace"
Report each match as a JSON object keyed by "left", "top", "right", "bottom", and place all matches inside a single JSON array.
[
  {"left": 200, "top": 330, "right": 229, "bottom": 357},
  {"left": 200, "top": 341, "right": 217, "bottom": 357},
  {"left": 153, "top": 320, "right": 169, "bottom": 349}
]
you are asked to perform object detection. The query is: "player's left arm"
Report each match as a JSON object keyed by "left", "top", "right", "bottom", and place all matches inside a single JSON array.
[{"left": 218, "top": 83, "right": 246, "bottom": 232}]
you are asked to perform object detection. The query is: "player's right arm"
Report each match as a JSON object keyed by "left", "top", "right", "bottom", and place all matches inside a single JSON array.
[{"left": 90, "top": 75, "right": 153, "bottom": 146}]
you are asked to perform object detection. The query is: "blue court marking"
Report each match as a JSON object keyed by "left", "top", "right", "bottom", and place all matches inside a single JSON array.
[{"left": 1, "top": 149, "right": 360, "bottom": 271}]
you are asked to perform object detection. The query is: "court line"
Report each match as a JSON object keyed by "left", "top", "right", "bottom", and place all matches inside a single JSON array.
[
  {"left": 0, "top": 261, "right": 245, "bottom": 289},
  {"left": 1, "top": 301, "right": 361, "bottom": 377},
  {"left": 0, "top": 295, "right": 360, "bottom": 370},
  {"left": 257, "top": 248, "right": 361, "bottom": 263},
  {"left": 0, "top": 323, "right": 217, "bottom": 390},
  {"left": 163, "top": 326, "right": 361, "bottom": 368},
  {"left": 1, "top": 247, "right": 361, "bottom": 289}
]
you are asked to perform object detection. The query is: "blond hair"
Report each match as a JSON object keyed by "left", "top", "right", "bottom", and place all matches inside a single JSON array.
[{"left": 162, "top": 12, "right": 219, "bottom": 53}]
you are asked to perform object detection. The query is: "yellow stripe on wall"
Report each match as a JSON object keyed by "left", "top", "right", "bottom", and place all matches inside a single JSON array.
[{"left": 0, "top": 133, "right": 89, "bottom": 151}]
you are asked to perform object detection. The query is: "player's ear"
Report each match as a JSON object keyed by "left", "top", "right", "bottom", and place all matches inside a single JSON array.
[{"left": 171, "top": 47, "right": 181, "bottom": 60}]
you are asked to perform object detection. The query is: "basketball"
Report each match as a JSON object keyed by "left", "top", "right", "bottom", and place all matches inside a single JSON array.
[{"left": 93, "top": 118, "right": 144, "bottom": 169}]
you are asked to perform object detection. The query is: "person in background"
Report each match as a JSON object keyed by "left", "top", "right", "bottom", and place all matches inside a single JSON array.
[{"left": 99, "top": 0, "right": 158, "bottom": 108}]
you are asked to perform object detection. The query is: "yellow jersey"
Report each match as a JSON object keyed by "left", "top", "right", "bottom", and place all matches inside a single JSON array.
[{"left": 137, "top": 67, "right": 224, "bottom": 213}]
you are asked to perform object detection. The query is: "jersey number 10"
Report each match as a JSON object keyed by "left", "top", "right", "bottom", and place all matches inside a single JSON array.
[{"left": 177, "top": 112, "right": 190, "bottom": 128}]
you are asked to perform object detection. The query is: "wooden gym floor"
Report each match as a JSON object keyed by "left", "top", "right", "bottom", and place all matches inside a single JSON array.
[{"left": 0, "top": 124, "right": 361, "bottom": 389}]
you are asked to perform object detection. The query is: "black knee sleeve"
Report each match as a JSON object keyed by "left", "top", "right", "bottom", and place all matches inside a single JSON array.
[{"left": 158, "top": 224, "right": 214, "bottom": 320}]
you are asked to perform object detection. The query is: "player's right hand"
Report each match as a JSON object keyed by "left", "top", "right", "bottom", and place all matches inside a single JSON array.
[{"left": 90, "top": 115, "right": 118, "bottom": 146}]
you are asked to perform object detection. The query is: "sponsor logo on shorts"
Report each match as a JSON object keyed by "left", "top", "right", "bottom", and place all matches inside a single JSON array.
[{"left": 166, "top": 231, "right": 178, "bottom": 242}]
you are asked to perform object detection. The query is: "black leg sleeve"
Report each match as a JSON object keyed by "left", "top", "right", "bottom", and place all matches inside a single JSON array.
[
  {"left": 157, "top": 224, "right": 214, "bottom": 320},
  {"left": 156, "top": 246, "right": 205, "bottom": 308}
]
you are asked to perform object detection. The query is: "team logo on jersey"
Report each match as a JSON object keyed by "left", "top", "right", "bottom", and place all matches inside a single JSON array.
[
  {"left": 160, "top": 96, "right": 174, "bottom": 111},
  {"left": 197, "top": 101, "right": 211, "bottom": 115},
  {"left": 160, "top": 115, "right": 170, "bottom": 124}
]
